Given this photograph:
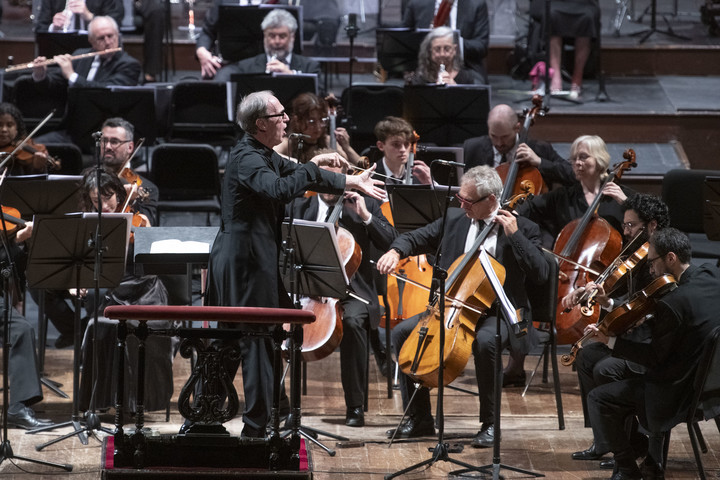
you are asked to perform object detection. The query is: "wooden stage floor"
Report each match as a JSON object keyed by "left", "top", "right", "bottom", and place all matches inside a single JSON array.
[{"left": 2, "top": 346, "right": 718, "bottom": 479}]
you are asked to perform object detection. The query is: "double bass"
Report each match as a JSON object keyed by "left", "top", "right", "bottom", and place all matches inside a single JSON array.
[{"left": 553, "top": 150, "right": 637, "bottom": 345}]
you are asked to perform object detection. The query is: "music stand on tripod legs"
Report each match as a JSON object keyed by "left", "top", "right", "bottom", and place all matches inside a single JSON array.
[
  {"left": 0, "top": 223, "right": 72, "bottom": 472},
  {"left": 25, "top": 214, "right": 130, "bottom": 450},
  {"left": 280, "top": 219, "right": 354, "bottom": 456}
]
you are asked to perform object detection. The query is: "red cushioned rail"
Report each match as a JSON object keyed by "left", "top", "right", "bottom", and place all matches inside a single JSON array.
[{"left": 104, "top": 305, "right": 316, "bottom": 325}]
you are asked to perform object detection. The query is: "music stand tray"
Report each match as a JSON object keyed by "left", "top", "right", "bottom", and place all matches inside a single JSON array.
[{"left": 387, "top": 185, "right": 460, "bottom": 233}]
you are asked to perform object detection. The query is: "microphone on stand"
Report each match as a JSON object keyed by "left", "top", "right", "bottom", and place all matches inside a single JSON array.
[
  {"left": 92, "top": 131, "right": 103, "bottom": 140},
  {"left": 288, "top": 133, "right": 311, "bottom": 139},
  {"left": 431, "top": 159, "right": 465, "bottom": 168}
]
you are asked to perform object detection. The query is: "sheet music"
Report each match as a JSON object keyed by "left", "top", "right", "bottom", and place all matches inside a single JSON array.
[
  {"left": 150, "top": 239, "right": 211, "bottom": 254},
  {"left": 478, "top": 247, "right": 519, "bottom": 326}
]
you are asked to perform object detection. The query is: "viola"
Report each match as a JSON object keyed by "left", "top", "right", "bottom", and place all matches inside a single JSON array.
[
  {"left": 0, "top": 204, "right": 26, "bottom": 235},
  {"left": 397, "top": 190, "right": 531, "bottom": 388},
  {"left": 496, "top": 95, "right": 547, "bottom": 202},
  {"left": 561, "top": 274, "right": 677, "bottom": 366},
  {"left": 296, "top": 196, "right": 362, "bottom": 362},
  {"left": 1, "top": 139, "right": 61, "bottom": 172},
  {"left": 553, "top": 149, "right": 637, "bottom": 345}
]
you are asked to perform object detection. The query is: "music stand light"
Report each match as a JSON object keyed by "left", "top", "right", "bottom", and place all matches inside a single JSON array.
[
  {"left": 403, "top": 85, "right": 491, "bottom": 147},
  {"left": 217, "top": 5, "right": 303, "bottom": 64},
  {"left": 26, "top": 213, "right": 130, "bottom": 451}
]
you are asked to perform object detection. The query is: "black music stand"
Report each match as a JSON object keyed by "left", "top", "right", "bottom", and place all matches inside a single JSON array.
[
  {"left": 231, "top": 73, "right": 318, "bottom": 118},
  {"left": 386, "top": 185, "right": 460, "bottom": 233},
  {"left": 0, "top": 174, "right": 83, "bottom": 398},
  {"left": 403, "top": 85, "right": 490, "bottom": 147},
  {"left": 65, "top": 88, "right": 158, "bottom": 153},
  {"left": 376, "top": 28, "right": 430, "bottom": 77},
  {"left": 217, "top": 5, "right": 303, "bottom": 63},
  {"left": 279, "top": 219, "right": 350, "bottom": 456},
  {"left": 704, "top": 176, "right": 720, "bottom": 241},
  {"left": 630, "top": 0, "right": 689, "bottom": 43},
  {"left": 26, "top": 214, "right": 130, "bottom": 451},
  {"left": 415, "top": 146, "right": 464, "bottom": 186},
  {"left": 35, "top": 32, "right": 90, "bottom": 58}
]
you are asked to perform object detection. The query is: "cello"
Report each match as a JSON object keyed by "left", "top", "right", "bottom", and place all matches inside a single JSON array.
[
  {"left": 561, "top": 274, "right": 677, "bottom": 366},
  {"left": 553, "top": 150, "right": 637, "bottom": 344},
  {"left": 397, "top": 190, "right": 532, "bottom": 388},
  {"left": 296, "top": 195, "right": 362, "bottom": 362},
  {"left": 496, "top": 95, "right": 547, "bottom": 203}
]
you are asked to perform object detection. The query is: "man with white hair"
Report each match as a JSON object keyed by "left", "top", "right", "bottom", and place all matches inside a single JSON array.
[{"left": 213, "top": 8, "right": 321, "bottom": 82}]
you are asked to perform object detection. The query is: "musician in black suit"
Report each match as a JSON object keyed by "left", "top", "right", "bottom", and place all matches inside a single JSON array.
[
  {"left": 586, "top": 228, "right": 720, "bottom": 480},
  {"left": 377, "top": 165, "right": 549, "bottom": 445},
  {"left": 290, "top": 172, "right": 397, "bottom": 426},
  {"left": 201, "top": 91, "right": 383, "bottom": 437},
  {"left": 372, "top": 116, "right": 431, "bottom": 185},
  {"left": 31, "top": 16, "right": 141, "bottom": 89},
  {"left": 403, "top": 0, "right": 490, "bottom": 83},
  {"left": 462, "top": 104, "right": 575, "bottom": 189},
  {"left": 213, "top": 8, "right": 321, "bottom": 83}
]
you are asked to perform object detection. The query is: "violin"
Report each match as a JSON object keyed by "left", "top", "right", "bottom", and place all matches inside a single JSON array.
[
  {"left": 496, "top": 95, "right": 547, "bottom": 202},
  {"left": 553, "top": 149, "right": 637, "bottom": 345},
  {"left": 397, "top": 190, "right": 532, "bottom": 388},
  {"left": 0, "top": 204, "right": 26, "bottom": 235},
  {"left": 296, "top": 195, "right": 362, "bottom": 362},
  {"left": 1, "top": 139, "right": 61, "bottom": 173},
  {"left": 561, "top": 274, "right": 677, "bottom": 366}
]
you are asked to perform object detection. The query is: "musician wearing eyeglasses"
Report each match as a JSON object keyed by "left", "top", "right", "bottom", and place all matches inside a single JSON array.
[
  {"left": 31, "top": 16, "right": 141, "bottom": 89},
  {"left": 584, "top": 228, "right": 720, "bottom": 480},
  {"left": 376, "top": 165, "right": 549, "bottom": 445},
  {"left": 403, "top": 0, "right": 490, "bottom": 83},
  {"left": 406, "top": 27, "right": 480, "bottom": 85},
  {"left": 562, "top": 194, "right": 669, "bottom": 471}
]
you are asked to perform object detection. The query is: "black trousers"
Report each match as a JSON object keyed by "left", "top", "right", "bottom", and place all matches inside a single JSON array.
[
  {"left": 2, "top": 310, "right": 43, "bottom": 408},
  {"left": 391, "top": 311, "right": 511, "bottom": 425},
  {"left": 588, "top": 377, "right": 646, "bottom": 458},
  {"left": 339, "top": 299, "right": 370, "bottom": 410}
]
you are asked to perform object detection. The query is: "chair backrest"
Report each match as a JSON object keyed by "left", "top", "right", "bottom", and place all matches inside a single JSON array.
[
  {"left": 340, "top": 84, "right": 404, "bottom": 153},
  {"left": 166, "top": 82, "right": 237, "bottom": 145},
  {"left": 11, "top": 75, "right": 67, "bottom": 133},
  {"left": 528, "top": 249, "right": 559, "bottom": 333},
  {"left": 151, "top": 144, "right": 221, "bottom": 201},
  {"left": 45, "top": 143, "right": 84, "bottom": 175},
  {"left": 690, "top": 325, "right": 720, "bottom": 423},
  {"left": 662, "top": 169, "right": 720, "bottom": 233}
]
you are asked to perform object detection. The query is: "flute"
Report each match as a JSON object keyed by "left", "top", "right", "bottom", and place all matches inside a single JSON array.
[{"left": 4, "top": 48, "right": 122, "bottom": 73}]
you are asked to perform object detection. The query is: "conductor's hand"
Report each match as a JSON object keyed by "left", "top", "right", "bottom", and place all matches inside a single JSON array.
[
  {"left": 345, "top": 164, "right": 385, "bottom": 201},
  {"left": 344, "top": 191, "right": 371, "bottom": 222},
  {"left": 377, "top": 249, "right": 400, "bottom": 274},
  {"left": 493, "top": 209, "right": 518, "bottom": 236}
]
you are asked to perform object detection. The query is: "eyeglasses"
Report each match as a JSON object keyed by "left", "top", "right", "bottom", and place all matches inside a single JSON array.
[
  {"left": 307, "top": 117, "right": 329, "bottom": 126},
  {"left": 622, "top": 221, "right": 645, "bottom": 230},
  {"left": 432, "top": 45, "right": 455, "bottom": 53},
  {"left": 455, "top": 193, "right": 490, "bottom": 207},
  {"left": 647, "top": 253, "right": 667, "bottom": 264},
  {"left": 572, "top": 153, "right": 593, "bottom": 162},
  {"left": 101, "top": 138, "right": 132, "bottom": 147},
  {"left": 261, "top": 110, "right": 287, "bottom": 119}
]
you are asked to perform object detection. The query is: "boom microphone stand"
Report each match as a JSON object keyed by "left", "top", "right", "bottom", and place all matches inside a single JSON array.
[
  {"left": 0, "top": 169, "right": 72, "bottom": 472},
  {"left": 341, "top": 13, "right": 359, "bottom": 135}
]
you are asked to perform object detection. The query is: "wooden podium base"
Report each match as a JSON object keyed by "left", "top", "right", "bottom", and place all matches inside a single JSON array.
[{"left": 101, "top": 435, "right": 312, "bottom": 479}]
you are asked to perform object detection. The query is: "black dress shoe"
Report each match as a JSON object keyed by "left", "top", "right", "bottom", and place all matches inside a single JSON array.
[
  {"left": 572, "top": 442, "right": 605, "bottom": 460},
  {"left": 178, "top": 419, "right": 193, "bottom": 434},
  {"left": 470, "top": 423, "right": 495, "bottom": 448},
  {"left": 610, "top": 470, "right": 642, "bottom": 480},
  {"left": 502, "top": 371, "right": 527, "bottom": 388},
  {"left": 241, "top": 424, "right": 265, "bottom": 439},
  {"left": 639, "top": 456, "right": 665, "bottom": 480},
  {"left": 385, "top": 416, "right": 435, "bottom": 439},
  {"left": 7, "top": 407, "right": 54, "bottom": 430},
  {"left": 600, "top": 458, "right": 615, "bottom": 469},
  {"left": 345, "top": 407, "right": 365, "bottom": 427}
]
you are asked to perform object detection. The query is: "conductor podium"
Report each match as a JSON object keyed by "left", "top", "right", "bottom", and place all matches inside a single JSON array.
[{"left": 102, "top": 305, "right": 315, "bottom": 477}]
